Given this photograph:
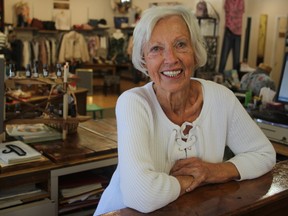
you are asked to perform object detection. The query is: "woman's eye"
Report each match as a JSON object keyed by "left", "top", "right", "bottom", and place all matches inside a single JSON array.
[
  {"left": 176, "top": 41, "right": 186, "bottom": 48},
  {"left": 150, "top": 46, "right": 160, "bottom": 53}
]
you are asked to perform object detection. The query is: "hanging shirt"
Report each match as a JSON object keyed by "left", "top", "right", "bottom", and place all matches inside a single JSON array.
[
  {"left": 224, "top": 0, "right": 245, "bottom": 35},
  {"left": 0, "top": 32, "right": 7, "bottom": 50},
  {"left": 53, "top": 10, "right": 71, "bottom": 30}
]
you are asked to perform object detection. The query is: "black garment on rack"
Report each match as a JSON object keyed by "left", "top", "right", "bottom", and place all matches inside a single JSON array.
[{"left": 10, "top": 39, "right": 23, "bottom": 70}]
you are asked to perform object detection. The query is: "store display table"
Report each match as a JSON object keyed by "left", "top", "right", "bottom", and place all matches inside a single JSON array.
[
  {"left": 102, "top": 160, "right": 288, "bottom": 216},
  {"left": 0, "top": 118, "right": 118, "bottom": 216}
]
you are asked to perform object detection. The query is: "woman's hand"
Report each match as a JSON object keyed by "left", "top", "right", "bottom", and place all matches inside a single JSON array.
[{"left": 170, "top": 157, "right": 240, "bottom": 192}]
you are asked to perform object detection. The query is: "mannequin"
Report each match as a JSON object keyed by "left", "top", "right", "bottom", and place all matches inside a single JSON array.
[
  {"left": 112, "top": 29, "right": 124, "bottom": 40},
  {"left": 15, "top": 2, "right": 32, "bottom": 27},
  {"left": 109, "top": 29, "right": 127, "bottom": 63},
  {"left": 219, "top": 0, "right": 244, "bottom": 73},
  {"left": 53, "top": 10, "right": 71, "bottom": 30},
  {"left": 196, "top": 0, "right": 208, "bottom": 17}
]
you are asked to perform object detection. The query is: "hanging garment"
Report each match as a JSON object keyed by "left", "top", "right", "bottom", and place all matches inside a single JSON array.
[
  {"left": 58, "top": 31, "right": 90, "bottom": 63},
  {"left": 219, "top": 0, "right": 245, "bottom": 73}
]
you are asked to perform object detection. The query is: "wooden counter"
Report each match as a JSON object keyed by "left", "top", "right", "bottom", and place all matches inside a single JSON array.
[
  {"left": 102, "top": 160, "right": 288, "bottom": 216},
  {"left": 2, "top": 118, "right": 288, "bottom": 215},
  {"left": 272, "top": 141, "right": 288, "bottom": 157},
  {"left": 78, "top": 118, "right": 288, "bottom": 216},
  {"left": 0, "top": 119, "right": 118, "bottom": 216},
  {"left": 79, "top": 118, "right": 117, "bottom": 142}
]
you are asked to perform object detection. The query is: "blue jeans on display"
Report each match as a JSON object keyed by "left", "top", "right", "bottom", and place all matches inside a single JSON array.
[{"left": 219, "top": 27, "right": 241, "bottom": 73}]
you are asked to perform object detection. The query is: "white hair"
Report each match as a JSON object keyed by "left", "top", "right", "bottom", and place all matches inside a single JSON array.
[{"left": 132, "top": 5, "right": 207, "bottom": 76}]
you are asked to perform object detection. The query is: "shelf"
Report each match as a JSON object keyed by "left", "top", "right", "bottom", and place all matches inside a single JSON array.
[
  {"left": 6, "top": 77, "right": 64, "bottom": 85},
  {"left": 57, "top": 169, "right": 109, "bottom": 214},
  {"left": 14, "top": 27, "right": 110, "bottom": 34},
  {"left": 0, "top": 189, "right": 50, "bottom": 210},
  {"left": 13, "top": 27, "right": 110, "bottom": 43},
  {"left": 4, "top": 115, "right": 91, "bottom": 125},
  {"left": 0, "top": 198, "right": 55, "bottom": 216}
]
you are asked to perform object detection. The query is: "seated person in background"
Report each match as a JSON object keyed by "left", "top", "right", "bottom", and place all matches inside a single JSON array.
[
  {"left": 240, "top": 63, "right": 276, "bottom": 96},
  {"left": 94, "top": 6, "right": 276, "bottom": 215}
]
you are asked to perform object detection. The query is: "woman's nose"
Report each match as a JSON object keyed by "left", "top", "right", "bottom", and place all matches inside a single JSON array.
[{"left": 163, "top": 47, "right": 178, "bottom": 63}]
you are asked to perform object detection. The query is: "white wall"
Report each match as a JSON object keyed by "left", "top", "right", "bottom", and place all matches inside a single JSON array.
[
  {"left": 4, "top": 0, "right": 113, "bottom": 27},
  {"left": 243, "top": 0, "right": 288, "bottom": 88},
  {"left": 4, "top": 0, "right": 223, "bottom": 30},
  {"left": 4, "top": 0, "right": 288, "bottom": 87}
]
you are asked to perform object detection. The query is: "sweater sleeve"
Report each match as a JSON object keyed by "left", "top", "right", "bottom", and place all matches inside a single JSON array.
[
  {"left": 226, "top": 92, "right": 276, "bottom": 180},
  {"left": 115, "top": 90, "right": 180, "bottom": 213}
]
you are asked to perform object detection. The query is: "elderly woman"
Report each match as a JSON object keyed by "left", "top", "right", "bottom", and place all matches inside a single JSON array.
[{"left": 94, "top": 5, "right": 276, "bottom": 215}]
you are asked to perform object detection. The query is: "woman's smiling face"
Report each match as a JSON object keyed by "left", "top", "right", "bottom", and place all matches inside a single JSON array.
[{"left": 143, "top": 15, "right": 196, "bottom": 93}]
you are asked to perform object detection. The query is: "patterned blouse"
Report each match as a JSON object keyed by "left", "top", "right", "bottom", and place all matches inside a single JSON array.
[{"left": 240, "top": 69, "right": 276, "bottom": 96}]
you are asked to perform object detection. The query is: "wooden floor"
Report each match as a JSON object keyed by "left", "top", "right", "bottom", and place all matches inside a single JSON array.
[{"left": 87, "top": 78, "right": 147, "bottom": 109}]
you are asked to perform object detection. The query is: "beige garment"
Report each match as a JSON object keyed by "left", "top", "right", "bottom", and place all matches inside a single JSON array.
[
  {"left": 39, "top": 38, "right": 47, "bottom": 66},
  {"left": 58, "top": 31, "right": 90, "bottom": 63},
  {"left": 54, "top": 10, "right": 70, "bottom": 30},
  {"left": 22, "top": 41, "right": 31, "bottom": 68}
]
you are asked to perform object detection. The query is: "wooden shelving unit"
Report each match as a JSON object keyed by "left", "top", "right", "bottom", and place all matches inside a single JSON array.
[{"left": 4, "top": 68, "right": 91, "bottom": 140}]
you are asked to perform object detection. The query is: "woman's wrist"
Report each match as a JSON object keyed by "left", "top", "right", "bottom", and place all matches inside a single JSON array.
[
  {"left": 175, "top": 175, "right": 194, "bottom": 196},
  {"left": 207, "top": 162, "right": 240, "bottom": 183}
]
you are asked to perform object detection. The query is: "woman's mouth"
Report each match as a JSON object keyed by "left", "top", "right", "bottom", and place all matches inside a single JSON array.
[{"left": 161, "top": 70, "right": 182, "bottom": 77}]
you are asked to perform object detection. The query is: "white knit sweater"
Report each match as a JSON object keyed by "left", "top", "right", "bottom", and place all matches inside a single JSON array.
[{"left": 95, "top": 79, "right": 276, "bottom": 215}]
